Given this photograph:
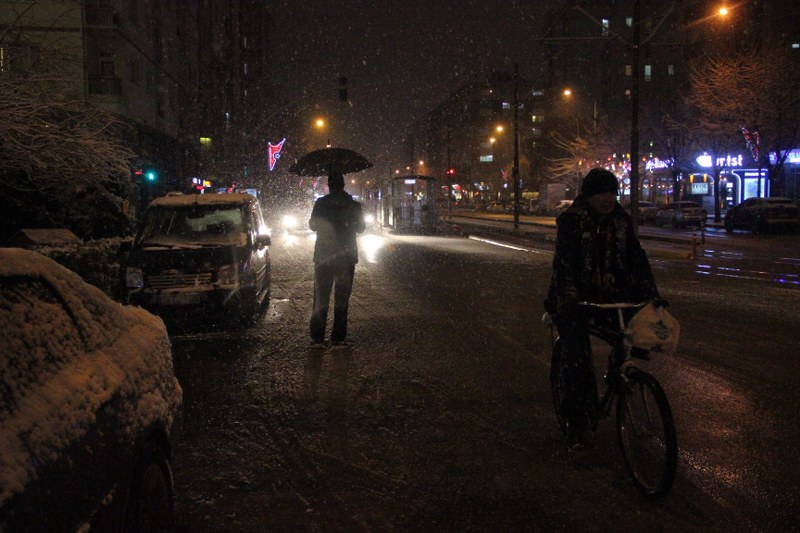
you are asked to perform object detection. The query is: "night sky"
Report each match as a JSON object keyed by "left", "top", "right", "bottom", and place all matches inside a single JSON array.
[{"left": 268, "top": 0, "right": 552, "bottom": 170}]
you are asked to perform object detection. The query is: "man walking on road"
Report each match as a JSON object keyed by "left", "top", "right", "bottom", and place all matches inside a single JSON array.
[{"left": 309, "top": 172, "right": 366, "bottom": 348}]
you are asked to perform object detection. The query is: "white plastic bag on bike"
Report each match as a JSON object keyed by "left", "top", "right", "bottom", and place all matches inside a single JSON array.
[{"left": 628, "top": 304, "right": 680, "bottom": 353}]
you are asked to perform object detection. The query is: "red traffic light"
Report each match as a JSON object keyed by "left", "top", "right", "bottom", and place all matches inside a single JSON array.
[{"left": 447, "top": 168, "right": 455, "bottom": 175}]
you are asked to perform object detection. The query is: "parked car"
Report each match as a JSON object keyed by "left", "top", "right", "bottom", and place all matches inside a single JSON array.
[
  {"left": 624, "top": 200, "right": 659, "bottom": 224},
  {"left": 484, "top": 201, "right": 507, "bottom": 214},
  {"left": 653, "top": 201, "right": 708, "bottom": 228},
  {"left": 723, "top": 197, "right": 799, "bottom": 234},
  {"left": 124, "top": 192, "right": 271, "bottom": 326},
  {"left": 0, "top": 248, "right": 182, "bottom": 532}
]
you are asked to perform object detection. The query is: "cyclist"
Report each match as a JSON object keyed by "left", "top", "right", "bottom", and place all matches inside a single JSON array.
[{"left": 544, "top": 168, "right": 661, "bottom": 449}]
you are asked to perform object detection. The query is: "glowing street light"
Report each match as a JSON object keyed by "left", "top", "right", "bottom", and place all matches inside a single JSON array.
[
  {"left": 314, "top": 117, "right": 326, "bottom": 129},
  {"left": 718, "top": 6, "right": 729, "bottom": 16}
]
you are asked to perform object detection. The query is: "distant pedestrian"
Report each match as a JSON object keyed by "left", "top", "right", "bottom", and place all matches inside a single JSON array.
[{"left": 308, "top": 172, "right": 366, "bottom": 348}]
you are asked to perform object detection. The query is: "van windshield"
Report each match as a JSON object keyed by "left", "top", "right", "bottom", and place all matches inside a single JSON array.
[{"left": 138, "top": 204, "right": 248, "bottom": 247}]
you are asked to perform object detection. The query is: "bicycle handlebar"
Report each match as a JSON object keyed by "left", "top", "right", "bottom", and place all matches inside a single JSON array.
[{"left": 577, "top": 298, "right": 669, "bottom": 310}]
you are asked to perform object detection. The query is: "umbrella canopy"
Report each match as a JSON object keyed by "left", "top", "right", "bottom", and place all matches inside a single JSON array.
[{"left": 288, "top": 147, "right": 372, "bottom": 176}]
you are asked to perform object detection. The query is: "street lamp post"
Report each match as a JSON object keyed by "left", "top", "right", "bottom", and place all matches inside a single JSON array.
[{"left": 512, "top": 62, "right": 521, "bottom": 230}]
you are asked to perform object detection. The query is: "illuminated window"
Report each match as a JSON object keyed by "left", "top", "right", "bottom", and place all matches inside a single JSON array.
[
  {"left": 626, "top": 17, "right": 633, "bottom": 27},
  {"left": 502, "top": 102, "right": 511, "bottom": 109},
  {"left": 625, "top": 65, "right": 632, "bottom": 76},
  {"left": 644, "top": 65, "right": 652, "bottom": 82},
  {"left": 668, "top": 64, "right": 675, "bottom": 76},
  {"left": 602, "top": 19, "right": 609, "bottom": 36},
  {"left": 479, "top": 155, "right": 494, "bottom": 163},
  {"left": 243, "top": 63, "right": 248, "bottom": 75},
  {"left": 625, "top": 89, "right": 631, "bottom": 98}
]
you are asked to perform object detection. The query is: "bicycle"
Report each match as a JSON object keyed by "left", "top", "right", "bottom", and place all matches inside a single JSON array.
[{"left": 544, "top": 301, "right": 678, "bottom": 499}]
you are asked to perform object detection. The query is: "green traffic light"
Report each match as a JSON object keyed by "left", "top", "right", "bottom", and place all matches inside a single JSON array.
[{"left": 146, "top": 171, "right": 157, "bottom": 182}]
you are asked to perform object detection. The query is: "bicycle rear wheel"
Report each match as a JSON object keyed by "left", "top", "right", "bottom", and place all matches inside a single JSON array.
[
  {"left": 616, "top": 368, "right": 677, "bottom": 499},
  {"left": 549, "top": 338, "right": 568, "bottom": 435}
]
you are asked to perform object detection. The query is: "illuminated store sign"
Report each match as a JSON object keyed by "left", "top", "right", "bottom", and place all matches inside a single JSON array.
[
  {"left": 768, "top": 149, "right": 800, "bottom": 165},
  {"left": 695, "top": 153, "right": 745, "bottom": 168}
]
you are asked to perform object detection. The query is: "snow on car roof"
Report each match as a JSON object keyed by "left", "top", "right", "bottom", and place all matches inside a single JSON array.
[
  {"left": 149, "top": 192, "right": 257, "bottom": 207},
  {"left": 0, "top": 248, "right": 181, "bottom": 506}
]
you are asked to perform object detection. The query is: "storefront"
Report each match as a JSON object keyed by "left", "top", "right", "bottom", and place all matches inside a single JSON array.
[{"left": 687, "top": 152, "right": 771, "bottom": 208}]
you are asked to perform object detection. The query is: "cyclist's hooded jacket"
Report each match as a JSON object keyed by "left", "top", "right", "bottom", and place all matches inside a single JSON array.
[{"left": 544, "top": 194, "right": 659, "bottom": 319}]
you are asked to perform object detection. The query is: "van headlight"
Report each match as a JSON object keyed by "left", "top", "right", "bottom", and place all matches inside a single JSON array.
[
  {"left": 217, "top": 263, "right": 240, "bottom": 285},
  {"left": 126, "top": 267, "right": 144, "bottom": 288}
]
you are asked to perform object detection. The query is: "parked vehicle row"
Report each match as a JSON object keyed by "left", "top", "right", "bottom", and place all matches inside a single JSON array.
[{"left": 724, "top": 197, "right": 799, "bottom": 234}]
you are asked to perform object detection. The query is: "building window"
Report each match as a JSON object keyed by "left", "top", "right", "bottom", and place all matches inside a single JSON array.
[
  {"left": 532, "top": 89, "right": 544, "bottom": 96},
  {"left": 479, "top": 155, "right": 494, "bottom": 163},
  {"left": 644, "top": 64, "right": 652, "bottom": 82},
  {"left": 625, "top": 64, "right": 632, "bottom": 76},
  {"left": 243, "top": 36, "right": 248, "bottom": 49},
  {"left": 668, "top": 64, "right": 675, "bottom": 76},
  {"left": 129, "top": 59, "right": 139, "bottom": 84},
  {"left": 602, "top": 19, "right": 609, "bottom": 36},
  {"left": 625, "top": 89, "right": 631, "bottom": 98},
  {"left": 626, "top": 17, "right": 633, "bottom": 27},
  {"left": 502, "top": 102, "right": 511, "bottom": 109},
  {"left": 531, "top": 114, "right": 544, "bottom": 123}
]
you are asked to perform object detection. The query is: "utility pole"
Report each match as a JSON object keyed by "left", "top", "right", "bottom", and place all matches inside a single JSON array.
[
  {"left": 630, "top": 0, "right": 641, "bottom": 231},
  {"left": 513, "top": 62, "right": 521, "bottom": 230},
  {"left": 446, "top": 124, "right": 452, "bottom": 220}
]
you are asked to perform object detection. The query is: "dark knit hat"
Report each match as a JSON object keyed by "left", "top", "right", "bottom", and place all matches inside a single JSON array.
[
  {"left": 328, "top": 172, "right": 345, "bottom": 190},
  {"left": 580, "top": 168, "right": 619, "bottom": 197}
]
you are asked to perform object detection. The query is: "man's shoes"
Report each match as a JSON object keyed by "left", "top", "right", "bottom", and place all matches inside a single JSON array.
[
  {"left": 566, "top": 418, "right": 592, "bottom": 451},
  {"left": 330, "top": 340, "right": 351, "bottom": 349},
  {"left": 309, "top": 340, "right": 326, "bottom": 349}
]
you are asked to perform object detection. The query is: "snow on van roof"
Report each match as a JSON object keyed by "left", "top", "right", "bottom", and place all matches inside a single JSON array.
[{"left": 149, "top": 192, "right": 257, "bottom": 207}]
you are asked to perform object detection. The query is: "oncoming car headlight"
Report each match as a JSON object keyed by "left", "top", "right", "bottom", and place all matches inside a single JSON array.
[
  {"left": 282, "top": 214, "right": 298, "bottom": 229},
  {"left": 363, "top": 213, "right": 375, "bottom": 224}
]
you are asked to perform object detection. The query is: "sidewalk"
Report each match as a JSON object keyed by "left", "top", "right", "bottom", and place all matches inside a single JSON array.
[{"left": 440, "top": 213, "right": 705, "bottom": 260}]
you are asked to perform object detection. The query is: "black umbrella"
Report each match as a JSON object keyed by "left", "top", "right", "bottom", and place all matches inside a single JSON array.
[{"left": 288, "top": 147, "right": 372, "bottom": 176}]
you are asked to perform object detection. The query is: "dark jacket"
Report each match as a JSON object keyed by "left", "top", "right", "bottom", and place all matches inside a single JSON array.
[
  {"left": 309, "top": 190, "right": 366, "bottom": 267},
  {"left": 544, "top": 194, "right": 659, "bottom": 317}
]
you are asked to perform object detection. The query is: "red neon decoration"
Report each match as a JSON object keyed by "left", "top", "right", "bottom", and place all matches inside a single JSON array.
[{"left": 267, "top": 138, "right": 286, "bottom": 171}]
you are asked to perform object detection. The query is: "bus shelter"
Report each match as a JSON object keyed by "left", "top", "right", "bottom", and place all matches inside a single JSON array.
[{"left": 381, "top": 175, "right": 438, "bottom": 234}]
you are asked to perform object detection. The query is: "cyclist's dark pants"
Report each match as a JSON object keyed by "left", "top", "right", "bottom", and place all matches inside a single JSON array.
[{"left": 554, "top": 318, "right": 598, "bottom": 424}]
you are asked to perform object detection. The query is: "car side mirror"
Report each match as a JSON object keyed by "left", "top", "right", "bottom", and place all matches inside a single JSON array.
[{"left": 255, "top": 234, "right": 271, "bottom": 248}]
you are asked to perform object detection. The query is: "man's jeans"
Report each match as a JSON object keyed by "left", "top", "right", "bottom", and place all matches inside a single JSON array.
[{"left": 310, "top": 262, "right": 355, "bottom": 343}]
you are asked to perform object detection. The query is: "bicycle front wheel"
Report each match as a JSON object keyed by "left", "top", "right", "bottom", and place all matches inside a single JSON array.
[{"left": 616, "top": 368, "right": 677, "bottom": 499}]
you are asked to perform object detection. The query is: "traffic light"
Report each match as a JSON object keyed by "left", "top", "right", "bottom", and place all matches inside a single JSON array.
[
  {"left": 447, "top": 168, "right": 455, "bottom": 176},
  {"left": 144, "top": 168, "right": 158, "bottom": 183},
  {"left": 338, "top": 76, "right": 348, "bottom": 102}
]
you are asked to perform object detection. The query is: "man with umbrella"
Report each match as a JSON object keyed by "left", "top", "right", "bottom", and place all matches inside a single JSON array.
[
  {"left": 307, "top": 172, "right": 366, "bottom": 348},
  {"left": 290, "top": 147, "right": 372, "bottom": 348}
]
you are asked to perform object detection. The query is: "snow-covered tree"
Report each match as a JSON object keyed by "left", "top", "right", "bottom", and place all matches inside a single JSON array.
[{"left": 0, "top": 4, "right": 135, "bottom": 241}]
